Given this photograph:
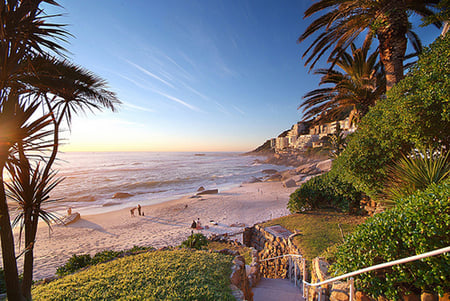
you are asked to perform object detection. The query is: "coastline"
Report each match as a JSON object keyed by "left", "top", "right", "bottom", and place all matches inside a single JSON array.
[{"left": 19, "top": 179, "right": 298, "bottom": 280}]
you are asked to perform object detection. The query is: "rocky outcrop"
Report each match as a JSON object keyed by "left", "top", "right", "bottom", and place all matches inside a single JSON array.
[
  {"left": 196, "top": 189, "right": 218, "bottom": 195},
  {"left": 316, "top": 159, "right": 333, "bottom": 172},
  {"left": 262, "top": 169, "right": 278, "bottom": 175},
  {"left": 244, "top": 177, "right": 262, "bottom": 184},
  {"left": 112, "top": 192, "right": 134, "bottom": 199},
  {"left": 283, "top": 179, "right": 297, "bottom": 188}
]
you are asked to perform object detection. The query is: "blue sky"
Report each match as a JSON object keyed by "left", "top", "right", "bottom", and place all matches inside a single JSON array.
[{"left": 45, "top": 1, "right": 442, "bottom": 152}]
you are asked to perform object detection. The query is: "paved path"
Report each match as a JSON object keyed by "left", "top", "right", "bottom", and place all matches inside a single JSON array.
[{"left": 253, "top": 278, "right": 304, "bottom": 301}]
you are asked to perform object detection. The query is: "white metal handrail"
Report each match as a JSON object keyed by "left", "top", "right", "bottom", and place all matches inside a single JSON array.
[
  {"left": 259, "top": 254, "right": 307, "bottom": 291},
  {"left": 303, "top": 246, "right": 450, "bottom": 301}
]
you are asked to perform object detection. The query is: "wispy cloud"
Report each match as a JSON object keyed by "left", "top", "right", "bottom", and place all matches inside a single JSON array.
[
  {"left": 122, "top": 101, "right": 155, "bottom": 113},
  {"left": 153, "top": 89, "right": 202, "bottom": 112},
  {"left": 232, "top": 105, "right": 245, "bottom": 115},
  {"left": 125, "top": 59, "right": 176, "bottom": 89},
  {"left": 106, "top": 71, "right": 200, "bottom": 113}
]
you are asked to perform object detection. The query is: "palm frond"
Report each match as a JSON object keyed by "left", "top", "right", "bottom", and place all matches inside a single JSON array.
[{"left": 381, "top": 147, "right": 450, "bottom": 204}]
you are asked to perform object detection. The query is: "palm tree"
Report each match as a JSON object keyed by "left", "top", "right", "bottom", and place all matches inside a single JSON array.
[
  {"left": 16, "top": 55, "right": 120, "bottom": 299},
  {"left": 298, "top": 0, "right": 442, "bottom": 90},
  {"left": 0, "top": 1, "right": 120, "bottom": 299},
  {"left": 382, "top": 147, "right": 450, "bottom": 204},
  {"left": 299, "top": 37, "right": 385, "bottom": 126}
]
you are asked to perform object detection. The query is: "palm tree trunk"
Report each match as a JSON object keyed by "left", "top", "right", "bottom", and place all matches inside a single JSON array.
[
  {"left": 0, "top": 163, "right": 24, "bottom": 301},
  {"left": 376, "top": 1, "right": 408, "bottom": 91},
  {"left": 21, "top": 209, "right": 35, "bottom": 300},
  {"left": 20, "top": 104, "right": 62, "bottom": 298}
]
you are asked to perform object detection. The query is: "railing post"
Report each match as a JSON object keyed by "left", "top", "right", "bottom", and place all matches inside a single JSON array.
[
  {"left": 303, "top": 258, "right": 307, "bottom": 296},
  {"left": 305, "top": 280, "right": 309, "bottom": 300},
  {"left": 348, "top": 277, "right": 354, "bottom": 301},
  {"left": 294, "top": 257, "right": 298, "bottom": 286},
  {"left": 318, "top": 287, "right": 322, "bottom": 301}
]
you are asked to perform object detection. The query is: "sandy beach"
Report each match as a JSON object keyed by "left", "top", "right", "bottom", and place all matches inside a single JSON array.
[{"left": 17, "top": 180, "right": 297, "bottom": 280}]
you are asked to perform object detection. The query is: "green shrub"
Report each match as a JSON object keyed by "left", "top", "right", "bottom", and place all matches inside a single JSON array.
[
  {"left": 56, "top": 254, "right": 92, "bottom": 277},
  {"left": 56, "top": 246, "right": 155, "bottom": 277},
  {"left": 181, "top": 233, "right": 208, "bottom": 250},
  {"left": 287, "top": 171, "right": 363, "bottom": 213},
  {"left": 334, "top": 34, "right": 450, "bottom": 198},
  {"left": 330, "top": 180, "right": 450, "bottom": 299},
  {"left": 91, "top": 250, "right": 122, "bottom": 265}
]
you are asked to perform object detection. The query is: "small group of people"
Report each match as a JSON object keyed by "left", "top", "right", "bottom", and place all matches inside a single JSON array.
[
  {"left": 130, "top": 204, "right": 144, "bottom": 217},
  {"left": 191, "top": 218, "right": 203, "bottom": 230}
]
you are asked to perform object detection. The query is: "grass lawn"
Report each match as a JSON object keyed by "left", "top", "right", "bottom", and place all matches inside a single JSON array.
[
  {"left": 32, "top": 249, "right": 235, "bottom": 301},
  {"left": 262, "top": 210, "right": 366, "bottom": 260}
]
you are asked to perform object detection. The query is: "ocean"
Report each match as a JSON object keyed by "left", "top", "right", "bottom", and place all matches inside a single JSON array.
[{"left": 42, "top": 152, "right": 286, "bottom": 216}]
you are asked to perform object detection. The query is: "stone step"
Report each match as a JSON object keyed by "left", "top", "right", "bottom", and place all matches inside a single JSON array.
[{"left": 253, "top": 278, "right": 304, "bottom": 301}]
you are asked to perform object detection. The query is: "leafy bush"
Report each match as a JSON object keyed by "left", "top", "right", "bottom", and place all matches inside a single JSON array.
[
  {"left": 181, "top": 233, "right": 208, "bottom": 250},
  {"left": 330, "top": 181, "right": 450, "bottom": 299},
  {"left": 33, "top": 250, "right": 235, "bottom": 300},
  {"left": 56, "top": 254, "right": 92, "bottom": 276},
  {"left": 334, "top": 34, "right": 450, "bottom": 198},
  {"left": 56, "top": 246, "right": 154, "bottom": 276},
  {"left": 287, "top": 171, "right": 363, "bottom": 213},
  {"left": 91, "top": 250, "right": 122, "bottom": 265}
]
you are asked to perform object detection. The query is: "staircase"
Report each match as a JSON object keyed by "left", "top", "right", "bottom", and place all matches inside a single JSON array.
[{"left": 253, "top": 278, "right": 304, "bottom": 301}]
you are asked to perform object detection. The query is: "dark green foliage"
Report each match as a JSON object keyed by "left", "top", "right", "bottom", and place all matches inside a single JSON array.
[
  {"left": 330, "top": 181, "right": 450, "bottom": 299},
  {"left": 91, "top": 250, "right": 122, "bottom": 265},
  {"left": 383, "top": 148, "right": 450, "bottom": 203},
  {"left": 56, "top": 254, "right": 92, "bottom": 277},
  {"left": 56, "top": 246, "right": 154, "bottom": 276},
  {"left": 181, "top": 233, "right": 208, "bottom": 250},
  {"left": 334, "top": 35, "right": 450, "bottom": 197},
  {"left": 287, "top": 171, "right": 363, "bottom": 213}
]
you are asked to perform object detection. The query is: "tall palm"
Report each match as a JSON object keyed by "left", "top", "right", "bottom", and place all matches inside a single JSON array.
[
  {"left": 15, "top": 55, "right": 120, "bottom": 299},
  {"left": 298, "top": 0, "right": 441, "bottom": 90},
  {"left": 0, "top": 1, "right": 67, "bottom": 299},
  {"left": 1, "top": 1, "right": 120, "bottom": 299},
  {"left": 299, "top": 37, "right": 385, "bottom": 126}
]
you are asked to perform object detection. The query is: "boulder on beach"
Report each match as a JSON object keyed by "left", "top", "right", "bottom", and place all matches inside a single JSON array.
[
  {"left": 266, "top": 173, "right": 282, "bottom": 182},
  {"left": 244, "top": 177, "right": 262, "bottom": 184},
  {"left": 102, "top": 201, "right": 120, "bottom": 207},
  {"left": 280, "top": 169, "right": 298, "bottom": 180},
  {"left": 262, "top": 169, "right": 278, "bottom": 175},
  {"left": 196, "top": 189, "right": 219, "bottom": 195},
  {"left": 316, "top": 159, "right": 333, "bottom": 172},
  {"left": 283, "top": 179, "right": 297, "bottom": 188},
  {"left": 197, "top": 186, "right": 205, "bottom": 192},
  {"left": 295, "top": 162, "right": 318, "bottom": 174},
  {"left": 112, "top": 192, "right": 134, "bottom": 199}
]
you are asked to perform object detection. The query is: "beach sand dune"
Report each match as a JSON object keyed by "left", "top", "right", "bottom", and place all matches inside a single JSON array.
[{"left": 11, "top": 181, "right": 297, "bottom": 280}]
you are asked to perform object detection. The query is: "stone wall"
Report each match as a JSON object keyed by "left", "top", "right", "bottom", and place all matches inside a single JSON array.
[
  {"left": 243, "top": 224, "right": 302, "bottom": 279},
  {"left": 211, "top": 238, "right": 261, "bottom": 301}
]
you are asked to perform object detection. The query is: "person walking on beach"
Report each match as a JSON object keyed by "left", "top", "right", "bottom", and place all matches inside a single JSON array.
[
  {"left": 137, "top": 204, "right": 142, "bottom": 216},
  {"left": 130, "top": 207, "right": 136, "bottom": 217}
]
